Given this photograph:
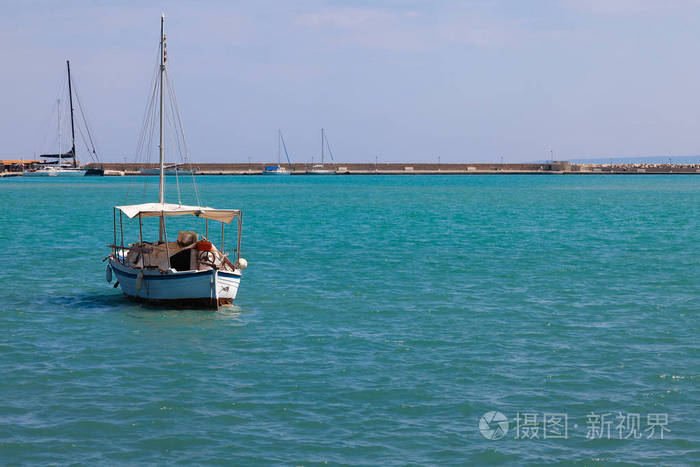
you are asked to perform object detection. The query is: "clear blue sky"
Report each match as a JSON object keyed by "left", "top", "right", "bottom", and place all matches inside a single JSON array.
[{"left": 2, "top": 0, "right": 700, "bottom": 163}]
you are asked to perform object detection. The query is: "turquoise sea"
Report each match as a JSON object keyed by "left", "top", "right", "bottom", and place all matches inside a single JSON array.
[{"left": 0, "top": 175, "right": 698, "bottom": 465}]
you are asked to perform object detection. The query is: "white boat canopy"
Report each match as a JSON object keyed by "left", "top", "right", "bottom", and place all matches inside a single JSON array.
[{"left": 115, "top": 203, "right": 240, "bottom": 223}]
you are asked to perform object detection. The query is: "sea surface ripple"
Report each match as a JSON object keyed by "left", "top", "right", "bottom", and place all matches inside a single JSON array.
[{"left": 0, "top": 175, "right": 698, "bottom": 465}]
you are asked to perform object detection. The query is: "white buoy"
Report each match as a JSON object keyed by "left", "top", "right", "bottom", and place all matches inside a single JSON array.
[
  {"left": 136, "top": 271, "right": 144, "bottom": 292},
  {"left": 236, "top": 258, "right": 248, "bottom": 270},
  {"left": 106, "top": 265, "right": 112, "bottom": 283}
]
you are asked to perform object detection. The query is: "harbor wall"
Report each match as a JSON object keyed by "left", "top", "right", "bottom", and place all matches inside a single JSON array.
[{"left": 85, "top": 161, "right": 700, "bottom": 175}]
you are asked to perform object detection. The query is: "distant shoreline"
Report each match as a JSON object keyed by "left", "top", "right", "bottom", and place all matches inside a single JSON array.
[
  {"left": 87, "top": 161, "right": 700, "bottom": 176},
  {"left": 4, "top": 161, "right": 700, "bottom": 177}
]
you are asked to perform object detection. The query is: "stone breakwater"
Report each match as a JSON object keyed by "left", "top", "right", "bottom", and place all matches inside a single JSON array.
[{"left": 86, "top": 161, "right": 700, "bottom": 175}]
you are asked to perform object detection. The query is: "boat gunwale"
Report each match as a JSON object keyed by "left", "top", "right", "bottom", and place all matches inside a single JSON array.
[{"left": 109, "top": 259, "right": 242, "bottom": 280}]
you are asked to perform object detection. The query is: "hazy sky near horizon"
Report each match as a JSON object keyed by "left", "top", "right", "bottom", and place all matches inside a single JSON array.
[{"left": 3, "top": 0, "right": 700, "bottom": 163}]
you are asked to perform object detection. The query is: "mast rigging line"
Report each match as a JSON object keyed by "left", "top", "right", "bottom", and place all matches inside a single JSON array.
[
  {"left": 125, "top": 15, "right": 202, "bottom": 209},
  {"left": 164, "top": 84, "right": 184, "bottom": 205},
  {"left": 324, "top": 130, "right": 335, "bottom": 162},
  {"left": 126, "top": 45, "right": 162, "bottom": 204},
  {"left": 38, "top": 66, "right": 102, "bottom": 166},
  {"left": 163, "top": 68, "right": 202, "bottom": 207},
  {"left": 37, "top": 71, "right": 69, "bottom": 159},
  {"left": 279, "top": 131, "right": 293, "bottom": 169},
  {"left": 35, "top": 97, "right": 58, "bottom": 159},
  {"left": 69, "top": 72, "right": 101, "bottom": 163},
  {"left": 133, "top": 53, "right": 161, "bottom": 161}
]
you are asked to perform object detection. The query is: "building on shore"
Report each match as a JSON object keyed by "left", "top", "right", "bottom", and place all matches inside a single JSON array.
[{"left": 1, "top": 160, "right": 42, "bottom": 173}]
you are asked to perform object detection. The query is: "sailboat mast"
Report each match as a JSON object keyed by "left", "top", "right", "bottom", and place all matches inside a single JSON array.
[
  {"left": 158, "top": 14, "right": 166, "bottom": 204},
  {"left": 158, "top": 14, "right": 166, "bottom": 243},
  {"left": 278, "top": 129, "right": 281, "bottom": 165},
  {"left": 66, "top": 60, "right": 76, "bottom": 167},
  {"left": 321, "top": 128, "right": 324, "bottom": 165},
  {"left": 57, "top": 99, "right": 62, "bottom": 166}
]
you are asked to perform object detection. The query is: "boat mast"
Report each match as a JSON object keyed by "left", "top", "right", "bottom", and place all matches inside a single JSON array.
[
  {"left": 321, "top": 128, "right": 324, "bottom": 165},
  {"left": 158, "top": 14, "right": 166, "bottom": 241},
  {"left": 278, "top": 129, "right": 281, "bottom": 165},
  {"left": 159, "top": 14, "right": 166, "bottom": 204},
  {"left": 57, "top": 99, "right": 62, "bottom": 166},
  {"left": 66, "top": 60, "right": 76, "bottom": 168}
]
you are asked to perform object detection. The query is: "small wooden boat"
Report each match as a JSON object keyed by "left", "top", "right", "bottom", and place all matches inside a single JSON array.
[
  {"left": 106, "top": 14, "right": 247, "bottom": 309},
  {"left": 108, "top": 203, "right": 246, "bottom": 308}
]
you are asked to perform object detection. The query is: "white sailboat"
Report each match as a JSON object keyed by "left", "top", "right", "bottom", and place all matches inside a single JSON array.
[
  {"left": 23, "top": 165, "right": 58, "bottom": 177},
  {"left": 264, "top": 130, "right": 294, "bottom": 175},
  {"left": 24, "top": 165, "right": 86, "bottom": 176},
  {"left": 306, "top": 128, "right": 335, "bottom": 174},
  {"left": 26, "top": 61, "right": 88, "bottom": 176},
  {"left": 106, "top": 14, "right": 247, "bottom": 309}
]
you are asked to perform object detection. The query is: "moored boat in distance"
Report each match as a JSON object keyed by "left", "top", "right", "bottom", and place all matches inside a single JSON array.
[
  {"left": 264, "top": 130, "right": 294, "bottom": 175},
  {"left": 84, "top": 166, "right": 105, "bottom": 176},
  {"left": 106, "top": 14, "right": 247, "bottom": 309},
  {"left": 263, "top": 165, "right": 290, "bottom": 175},
  {"left": 23, "top": 167, "right": 57, "bottom": 177},
  {"left": 30, "top": 60, "right": 100, "bottom": 176},
  {"left": 306, "top": 164, "right": 334, "bottom": 175},
  {"left": 24, "top": 166, "right": 86, "bottom": 176},
  {"left": 306, "top": 128, "right": 336, "bottom": 175}
]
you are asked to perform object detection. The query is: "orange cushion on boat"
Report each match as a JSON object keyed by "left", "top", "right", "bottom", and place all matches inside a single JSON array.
[{"left": 196, "top": 240, "right": 213, "bottom": 252}]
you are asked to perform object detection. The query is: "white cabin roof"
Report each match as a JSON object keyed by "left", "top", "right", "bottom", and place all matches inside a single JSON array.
[{"left": 115, "top": 203, "right": 240, "bottom": 223}]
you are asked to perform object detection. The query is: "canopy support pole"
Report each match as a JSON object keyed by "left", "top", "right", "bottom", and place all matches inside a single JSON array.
[
  {"left": 162, "top": 214, "right": 171, "bottom": 271},
  {"left": 236, "top": 213, "right": 242, "bottom": 264},
  {"left": 221, "top": 222, "right": 224, "bottom": 253},
  {"left": 159, "top": 216, "right": 165, "bottom": 243},
  {"left": 112, "top": 208, "right": 116, "bottom": 256},
  {"left": 138, "top": 213, "right": 144, "bottom": 270},
  {"left": 119, "top": 211, "right": 124, "bottom": 264}
]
